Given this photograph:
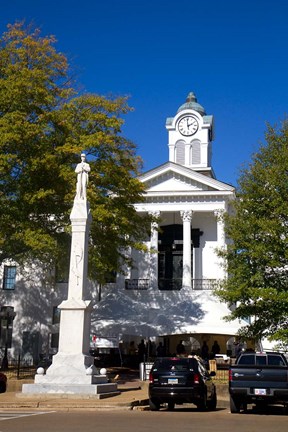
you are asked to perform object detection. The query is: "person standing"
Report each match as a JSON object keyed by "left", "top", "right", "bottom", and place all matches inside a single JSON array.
[
  {"left": 176, "top": 340, "right": 186, "bottom": 355},
  {"left": 201, "top": 341, "right": 209, "bottom": 360},
  {"left": 212, "top": 340, "right": 220, "bottom": 356}
]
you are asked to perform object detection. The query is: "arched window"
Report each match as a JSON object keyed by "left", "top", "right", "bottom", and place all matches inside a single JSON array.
[
  {"left": 191, "top": 140, "right": 201, "bottom": 165},
  {"left": 175, "top": 140, "right": 185, "bottom": 165}
]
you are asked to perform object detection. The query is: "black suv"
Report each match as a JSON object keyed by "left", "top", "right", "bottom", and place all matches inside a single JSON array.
[{"left": 148, "top": 356, "right": 217, "bottom": 411}]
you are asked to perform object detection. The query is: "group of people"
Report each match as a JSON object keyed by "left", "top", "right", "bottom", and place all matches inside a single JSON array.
[
  {"left": 128, "top": 339, "right": 166, "bottom": 363},
  {"left": 176, "top": 339, "right": 221, "bottom": 361},
  {"left": 127, "top": 338, "right": 223, "bottom": 366}
]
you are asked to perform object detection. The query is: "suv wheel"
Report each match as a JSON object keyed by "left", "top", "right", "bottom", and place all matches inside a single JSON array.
[
  {"left": 149, "top": 398, "right": 160, "bottom": 411},
  {"left": 197, "top": 392, "right": 207, "bottom": 411},
  {"left": 167, "top": 401, "right": 175, "bottom": 411}
]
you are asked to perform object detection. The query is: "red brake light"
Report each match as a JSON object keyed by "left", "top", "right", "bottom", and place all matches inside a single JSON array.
[
  {"left": 149, "top": 371, "right": 154, "bottom": 383},
  {"left": 193, "top": 373, "right": 200, "bottom": 384},
  {"left": 229, "top": 370, "right": 232, "bottom": 381}
]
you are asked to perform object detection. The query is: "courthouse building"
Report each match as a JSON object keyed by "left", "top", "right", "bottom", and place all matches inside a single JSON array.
[
  {"left": 0, "top": 92, "right": 247, "bottom": 363},
  {"left": 91, "top": 92, "right": 247, "bottom": 357}
]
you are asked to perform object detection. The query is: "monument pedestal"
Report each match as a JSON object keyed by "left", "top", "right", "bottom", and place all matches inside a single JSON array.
[
  {"left": 22, "top": 298, "right": 118, "bottom": 397},
  {"left": 22, "top": 377, "right": 118, "bottom": 397}
]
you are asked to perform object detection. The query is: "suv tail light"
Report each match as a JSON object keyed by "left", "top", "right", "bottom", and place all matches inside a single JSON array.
[
  {"left": 193, "top": 373, "right": 200, "bottom": 384},
  {"left": 229, "top": 369, "right": 232, "bottom": 382},
  {"left": 149, "top": 371, "right": 154, "bottom": 383}
]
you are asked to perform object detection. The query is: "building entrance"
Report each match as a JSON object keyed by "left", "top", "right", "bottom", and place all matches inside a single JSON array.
[{"left": 158, "top": 224, "right": 192, "bottom": 290}]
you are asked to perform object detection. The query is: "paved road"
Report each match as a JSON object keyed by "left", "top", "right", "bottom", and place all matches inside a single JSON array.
[{"left": 0, "top": 406, "right": 287, "bottom": 432}]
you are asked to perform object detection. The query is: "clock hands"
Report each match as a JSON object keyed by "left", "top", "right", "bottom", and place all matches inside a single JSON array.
[
  {"left": 178, "top": 116, "right": 198, "bottom": 135},
  {"left": 187, "top": 119, "right": 196, "bottom": 129}
]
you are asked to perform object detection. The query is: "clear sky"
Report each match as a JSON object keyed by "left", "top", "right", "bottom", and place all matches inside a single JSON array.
[{"left": 1, "top": 0, "right": 287, "bottom": 186}]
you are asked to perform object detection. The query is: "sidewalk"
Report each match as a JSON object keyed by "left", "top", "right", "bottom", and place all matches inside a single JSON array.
[
  {"left": 0, "top": 379, "right": 150, "bottom": 411},
  {"left": 0, "top": 370, "right": 229, "bottom": 411}
]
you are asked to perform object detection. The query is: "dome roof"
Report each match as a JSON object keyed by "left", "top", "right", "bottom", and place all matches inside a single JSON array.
[{"left": 177, "top": 92, "right": 206, "bottom": 116}]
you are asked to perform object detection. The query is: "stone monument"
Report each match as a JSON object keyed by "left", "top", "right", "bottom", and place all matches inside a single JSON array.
[{"left": 22, "top": 154, "right": 118, "bottom": 396}]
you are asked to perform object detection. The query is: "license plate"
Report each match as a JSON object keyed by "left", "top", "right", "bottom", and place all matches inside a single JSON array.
[
  {"left": 255, "top": 388, "right": 266, "bottom": 395},
  {"left": 168, "top": 378, "right": 178, "bottom": 384}
]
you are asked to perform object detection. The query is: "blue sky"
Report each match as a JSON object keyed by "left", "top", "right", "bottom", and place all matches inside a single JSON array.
[{"left": 1, "top": 0, "right": 287, "bottom": 186}]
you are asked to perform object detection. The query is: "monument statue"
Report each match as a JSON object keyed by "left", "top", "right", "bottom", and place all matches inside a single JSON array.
[{"left": 75, "top": 153, "right": 90, "bottom": 199}]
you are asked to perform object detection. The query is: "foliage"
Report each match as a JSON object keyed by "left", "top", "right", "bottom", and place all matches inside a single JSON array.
[
  {"left": 0, "top": 22, "right": 153, "bottom": 282},
  {"left": 216, "top": 120, "right": 288, "bottom": 343}
]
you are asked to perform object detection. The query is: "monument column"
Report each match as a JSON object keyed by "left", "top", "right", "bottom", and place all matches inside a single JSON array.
[
  {"left": 23, "top": 154, "right": 118, "bottom": 396},
  {"left": 57, "top": 199, "right": 92, "bottom": 357},
  {"left": 180, "top": 210, "right": 193, "bottom": 289},
  {"left": 51, "top": 153, "right": 93, "bottom": 368}
]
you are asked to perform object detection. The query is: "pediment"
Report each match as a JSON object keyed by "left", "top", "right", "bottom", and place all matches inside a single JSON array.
[{"left": 139, "top": 162, "right": 234, "bottom": 194}]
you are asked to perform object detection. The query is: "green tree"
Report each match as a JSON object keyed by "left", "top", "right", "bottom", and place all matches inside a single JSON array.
[
  {"left": 216, "top": 120, "right": 288, "bottom": 343},
  {"left": 0, "top": 21, "right": 152, "bottom": 282}
]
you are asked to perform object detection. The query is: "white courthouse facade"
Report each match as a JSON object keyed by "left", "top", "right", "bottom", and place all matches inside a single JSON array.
[
  {"left": 0, "top": 92, "right": 248, "bottom": 364},
  {"left": 92, "top": 92, "right": 247, "bottom": 357}
]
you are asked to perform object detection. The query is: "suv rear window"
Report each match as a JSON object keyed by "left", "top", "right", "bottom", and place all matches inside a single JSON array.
[{"left": 153, "top": 357, "right": 199, "bottom": 372}]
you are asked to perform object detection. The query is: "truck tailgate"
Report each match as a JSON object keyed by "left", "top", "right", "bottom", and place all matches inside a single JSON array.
[{"left": 230, "top": 366, "right": 288, "bottom": 389}]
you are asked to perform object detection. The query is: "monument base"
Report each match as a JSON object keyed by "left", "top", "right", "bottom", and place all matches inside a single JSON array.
[
  {"left": 21, "top": 381, "right": 119, "bottom": 398},
  {"left": 21, "top": 351, "right": 119, "bottom": 397}
]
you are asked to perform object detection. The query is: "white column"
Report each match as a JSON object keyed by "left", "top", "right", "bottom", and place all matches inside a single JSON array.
[
  {"left": 168, "top": 143, "right": 175, "bottom": 162},
  {"left": 150, "top": 211, "right": 160, "bottom": 289},
  {"left": 214, "top": 209, "right": 226, "bottom": 279},
  {"left": 214, "top": 209, "right": 225, "bottom": 248},
  {"left": 184, "top": 143, "right": 190, "bottom": 166},
  {"left": 180, "top": 210, "right": 193, "bottom": 289}
]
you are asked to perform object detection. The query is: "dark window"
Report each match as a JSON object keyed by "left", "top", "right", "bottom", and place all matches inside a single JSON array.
[
  {"left": 267, "top": 355, "right": 285, "bottom": 366},
  {"left": 0, "top": 306, "right": 15, "bottom": 348},
  {"left": 256, "top": 355, "right": 266, "bottom": 366},
  {"left": 51, "top": 333, "right": 59, "bottom": 349},
  {"left": 52, "top": 306, "right": 61, "bottom": 325},
  {"left": 3, "top": 266, "right": 16, "bottom": 290},
  {"left": 237, "top": 354, "right": 255, "bottom": 365},
  {"left": 153, "top": 357, "right": 199, "bottom": 373}
]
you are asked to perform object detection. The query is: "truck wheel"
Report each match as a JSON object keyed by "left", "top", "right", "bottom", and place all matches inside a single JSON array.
[
  {"left": 149, "top": 398, "right": 160, "bottom": 411},
  {"left": 207, "top": 390, "right": 217, "bottom": 411},
  {"left": 230, "top": 395, "right": 241, "bottom": 413}
]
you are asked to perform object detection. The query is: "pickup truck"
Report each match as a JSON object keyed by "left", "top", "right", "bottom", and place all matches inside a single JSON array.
[{"left": 229, "top": 351, "right": 288, "bottom": 413}]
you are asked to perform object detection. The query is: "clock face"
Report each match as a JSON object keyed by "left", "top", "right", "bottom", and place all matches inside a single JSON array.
[{"left": 178, "top": 116, "right": 199, "bottom": 136}]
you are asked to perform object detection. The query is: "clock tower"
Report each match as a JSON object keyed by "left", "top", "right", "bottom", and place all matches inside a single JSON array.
[{"left": 166, "top": 92, "right": 215, "bottom": 177}]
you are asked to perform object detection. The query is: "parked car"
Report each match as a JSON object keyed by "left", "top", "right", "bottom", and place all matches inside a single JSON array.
[
  {"left": 229, "top": 351, "right": 288, "bottom": 413},
  {"left": 148, "top": 356, "right": 217, "bottom": 411},
  {"left": 0, "top": 372, "right": 7, "bottom": 393}
]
